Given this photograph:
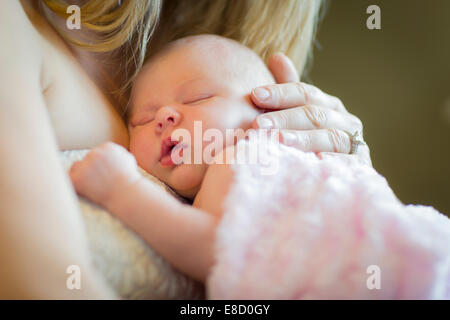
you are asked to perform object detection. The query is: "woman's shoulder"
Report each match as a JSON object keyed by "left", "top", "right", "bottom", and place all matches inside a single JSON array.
[
  {"left": 2, "top": 1, "right": 40, "bottom": 32},
  {"left": 1, "top": 1, "right": 67, "bottom": 90},
  {"left": 3, "top": 1, "right": 129, "bottom": 150},
  {"left": 0, "top": 1, "right": 43, "bottom": 72}
]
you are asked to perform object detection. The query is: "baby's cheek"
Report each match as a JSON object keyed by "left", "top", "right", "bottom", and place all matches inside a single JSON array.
[
  {"left": 170, "top": 164, "right": 207, "bottom": 197},
  {"left": 129, "top": 134, "right": 155, "bottom": 170}
]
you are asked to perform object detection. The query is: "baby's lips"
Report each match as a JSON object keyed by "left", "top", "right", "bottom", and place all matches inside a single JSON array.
[
  {"left": 170, "top": 143, "right": 189, "bottom": 165},
  {"left": 160, "top": 136, "right": 179, "bottom": 160},
  {"left": 171, "top": 142, "right": 188, "bottom": 157}
]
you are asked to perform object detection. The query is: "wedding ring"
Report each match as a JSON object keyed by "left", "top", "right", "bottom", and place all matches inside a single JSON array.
[{"left": 346, "top": 130, "right": 366, "bottom": 155}]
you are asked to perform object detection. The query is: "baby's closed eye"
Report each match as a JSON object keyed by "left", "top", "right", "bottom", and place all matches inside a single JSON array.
[
  {"left": 183, "top": 94, "right": 215, "bottom": 105},
  {"left": 129, "top": 91, "right": 217, "bottom": 128},
  {"left": 129, "top": 113, "right": 155, "bottom": 127}
]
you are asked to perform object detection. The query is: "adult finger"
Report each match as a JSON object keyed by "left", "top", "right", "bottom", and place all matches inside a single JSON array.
[
  {"left": 267, "top": 52, "right": 299, "bottom": 83},
  {"left": 251, "top": 82, "right": 348, "bottom": 113},
  {"left": 317, "top": 146, "right": 372, "bottom": 167},
  {"left": 254, "top": 105, "right": 363, "bottom": 134},
  {"left": 279, "top": 128, "right": 353, "bottom": 154},
  {"left": 317, "top": 152, "right": 362, "bottom": 166}
]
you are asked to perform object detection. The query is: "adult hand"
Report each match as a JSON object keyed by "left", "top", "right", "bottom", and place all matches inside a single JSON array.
[{"left": 251, "top": 53, "right": 372, "bottom": 166}]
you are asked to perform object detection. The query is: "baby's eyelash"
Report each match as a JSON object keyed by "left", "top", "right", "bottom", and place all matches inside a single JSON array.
[
  {"left": 184, "top": 94, "right": 214, "bottom": 105},
  {"left": 130, "top": 116, "right": 154, "bottom": 127}
]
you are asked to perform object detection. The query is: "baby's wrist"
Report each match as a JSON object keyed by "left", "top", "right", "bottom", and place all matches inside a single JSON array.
[{"left": 103, "top": 173, "right": 143, "bottom": 213}]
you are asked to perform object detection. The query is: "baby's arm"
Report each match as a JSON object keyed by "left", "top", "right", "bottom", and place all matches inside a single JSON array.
[
  {"left": 69, "top": 143, "right": 219, "bottom": 282},
  {"left": 106, "top": 176, "right": 219, "bottom": 282}
]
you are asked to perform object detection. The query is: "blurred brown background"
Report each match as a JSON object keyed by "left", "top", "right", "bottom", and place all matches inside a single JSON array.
[{"left": 309, "top": 0, "right": 450, "bottom": 215}]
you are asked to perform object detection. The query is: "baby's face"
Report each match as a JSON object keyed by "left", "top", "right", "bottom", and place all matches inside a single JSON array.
[{"left": 128, "top": 36, "right": 274, "bottom": 198}]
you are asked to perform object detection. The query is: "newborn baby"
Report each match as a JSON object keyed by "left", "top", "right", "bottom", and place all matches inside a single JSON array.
[
  {"left": 70, "top": 34, "right": 278, "bottom": 282},
  {"left": 70, "top": 35, "right": 450, "bottom": 298},
  {"left": 128, "top": 34, "right": 277, "bottom": 200}
]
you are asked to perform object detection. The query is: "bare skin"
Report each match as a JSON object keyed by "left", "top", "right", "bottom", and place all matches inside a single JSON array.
[
  {"left": 69, "top": 36, "right": 269, "bottom": 282},
  {"left": 69, "top": 34, "right": 371, "bottom": 283},
  {"left": 1, "top": 1, "right": 369, "bottom": 299},
  {"left": 68, "top": 36, "right": 280, "bottom": 282},
  {"left": 0, "top": 1, "right": 126, "bottom": 298},
  {"left": 70, "top": 142, "right": 234, "bottom": 282}
]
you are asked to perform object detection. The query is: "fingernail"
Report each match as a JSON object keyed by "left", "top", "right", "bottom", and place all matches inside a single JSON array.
[
  {"left": 257, "top": 116, "right": 273, "bottom": 129},
  {"left": 282, "top": 132, "right": 297, "bottom": 146},
  {"left": 253, "top": 87, "right": 271, "bottom": 102}
]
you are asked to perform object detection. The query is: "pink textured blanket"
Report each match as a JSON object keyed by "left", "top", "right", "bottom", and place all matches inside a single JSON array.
[{"left": 207, "top": 140, "right": 450, "bottom": 299}]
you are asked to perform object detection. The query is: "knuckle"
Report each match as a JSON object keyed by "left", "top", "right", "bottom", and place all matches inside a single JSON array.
[
  {"left": 350, "top": 114, "right": 363, "bottom": 130},
  {"left": 332, "top": 96, "right": 345, "bottom": 111},
  {"left": 86, "top": 151, "right": 105, "bottom": 166},
  {"left": 327, "top": 128, "right": 348, "bottom": 153},
  {"left": 295, "top": 82, "right": 308, "bottom": 103},
  {"left": 278, "top": 111, "right": 290, "bottom": 128},
  {"left": 301, "top": 132, "right": 313, "bottom": 151},
  {"left": 268, "top": 85, "right": 278, "bottom": 104},
  {"left": 294, "top": 131, "right": 312, "bottom": 151},
  {"left": 276, "top": 84, "right": 287, "bottom": 105},
  {"left": 272, "top": 111, "right": 290, "bottom": 129},
  {"left": 324, "top": 94, "right": 346, "bottom": 112},
  {"left": 304, "top": 105, "right": 328, "bottom": 128}
]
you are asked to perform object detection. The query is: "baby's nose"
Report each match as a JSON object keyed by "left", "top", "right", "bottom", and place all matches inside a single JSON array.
[{"left": 154, "top": 106, "right": 181, "bottom": 134}]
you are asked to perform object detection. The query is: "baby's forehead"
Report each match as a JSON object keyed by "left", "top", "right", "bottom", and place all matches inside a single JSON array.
[
  {"left": 129, "top": 35, "right": 275, "bottom": 119},
  {"left": 146, "top": 35, "right": 274, "bottom": 85},
  {"left": 158, "top": 35, "right": 257, "bottom": 64}
]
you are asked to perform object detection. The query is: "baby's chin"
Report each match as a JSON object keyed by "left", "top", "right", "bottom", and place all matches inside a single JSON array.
[{"left": 166, "top": 163, "right": 207, "bottom": 200}]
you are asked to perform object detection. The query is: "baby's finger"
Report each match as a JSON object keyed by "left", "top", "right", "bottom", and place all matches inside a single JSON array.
[
  {"left": 69, "top": 161, "right": 81, "bottom": 179},
  {"left": 68, "top": 161, "right": 85, "bottom": 190}
]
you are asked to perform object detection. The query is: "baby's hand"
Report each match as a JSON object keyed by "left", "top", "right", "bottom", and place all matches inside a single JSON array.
[{"left": 69, "top": 142, "right": 141, "bottom": 207}]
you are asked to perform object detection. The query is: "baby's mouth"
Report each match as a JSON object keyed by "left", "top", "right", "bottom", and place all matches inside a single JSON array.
[{"left": 159, "top": 137, "right": 184, "bottom": 167}]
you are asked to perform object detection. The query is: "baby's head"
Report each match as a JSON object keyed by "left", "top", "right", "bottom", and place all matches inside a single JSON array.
[{"left": 128, "top": 34, "right": 275, "bottom": 199}]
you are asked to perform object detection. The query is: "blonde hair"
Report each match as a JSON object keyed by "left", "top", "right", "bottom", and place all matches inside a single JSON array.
[
  {"left": 151, "top": 0, "right": 325, "bottom": 78},
  {"left": 41, "top": 0, "right": 324, "bottom": 114}
]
